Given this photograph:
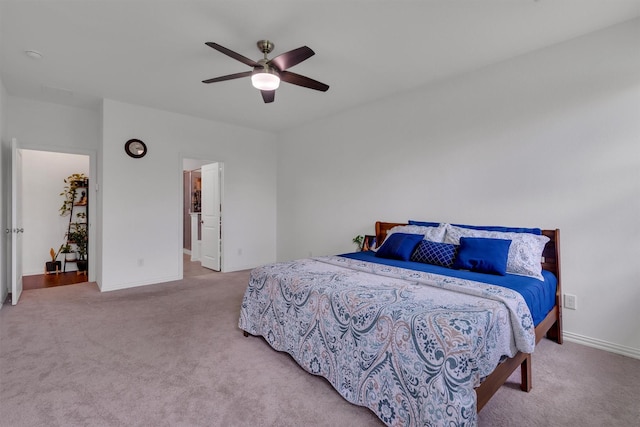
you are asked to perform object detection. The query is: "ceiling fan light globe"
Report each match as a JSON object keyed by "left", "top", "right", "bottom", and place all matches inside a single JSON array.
[{"left": 251, "top": 72, "right": 280, "bottom": 91}]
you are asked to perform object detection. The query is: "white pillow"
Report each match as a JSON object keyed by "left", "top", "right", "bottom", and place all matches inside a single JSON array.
[
  {"left": 444, "top": 225, "right": 549, "bottom": 280},
  {"left": 387, "top": 223, "right": 447, "bottom": 243}
]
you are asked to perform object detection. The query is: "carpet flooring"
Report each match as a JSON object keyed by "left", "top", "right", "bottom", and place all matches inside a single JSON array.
[{"left": 1, "top": 271, "right": 639, "bottom": 426}]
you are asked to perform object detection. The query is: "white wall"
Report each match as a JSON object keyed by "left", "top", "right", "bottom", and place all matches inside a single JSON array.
[
  {"left": 0, "top": 76, "right": 7, "bottom": 305},
  {"left": 6, "top": 97, "right": 100, "bottom": 151},
  {"left": 21, "top": 150, "right": 89, "bottom": 275},
  {"left": 0, "top": 4, "right": 6, "bottom": 304},
  {"left": 4, "top": 96, "right": 276, "bottom": 292},
  {"left": 100, "top": 99, "right": 276, "bottom": 291},
  {"left": 277, "top": 20, "right": 640, "bottom": 356},
  {"left": 5, "top": 97, "right": 100, "bottom": 282}
]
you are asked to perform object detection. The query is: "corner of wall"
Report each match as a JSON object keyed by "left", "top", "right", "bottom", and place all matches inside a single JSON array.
[{"left": 0, "top": 76, "right": 8, "bottom": 305}]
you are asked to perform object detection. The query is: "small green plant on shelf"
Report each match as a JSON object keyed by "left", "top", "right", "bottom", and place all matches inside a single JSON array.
[
  {"left": 67, "top": 223, "right": 88, "bottom": 261},
  {"left": 59, "top": 173, "right": 88, "bottom": 216},
  {"left": 60, "top": 244, "right": 75, "bottom": 261},
  {"left": 352, "top": 235, "right": 364, "bottom": 251}
]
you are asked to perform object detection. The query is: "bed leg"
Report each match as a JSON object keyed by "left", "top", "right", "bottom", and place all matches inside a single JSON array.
[
  {"left": 243, "top": 331, "right": 249, "bottom": 337},
  {"left": 546, "top": 318, "right": 564, "bottom": 345},
  {"left": 520, "top": 353, "right": 532, "bottom": 392}
]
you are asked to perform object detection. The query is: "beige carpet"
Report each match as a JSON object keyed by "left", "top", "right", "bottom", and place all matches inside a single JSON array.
[{"left": 1, "top": 271, "right": 639, "bottom": 427}]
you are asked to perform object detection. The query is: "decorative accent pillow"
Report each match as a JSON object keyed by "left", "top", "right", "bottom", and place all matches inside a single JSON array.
[
  {"left": 387, "top": 223, "right": 447, "bottom": 243},
  {"left": 410, "top": 240, "right": 458, "bottom": 268},
  {"left": 444, "top": 225, "right": 550, "bottom": 280},
  {"left": 452, "top": 237, "right": 512, "bottom": 275},
  {"left": 375, "top": 233, "right": 424, "bottom": 261}
]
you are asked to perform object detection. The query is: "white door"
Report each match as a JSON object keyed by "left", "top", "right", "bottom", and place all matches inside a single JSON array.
[
  {"left": 10, "top": 138, "right": 24, "bottom": 305},
  {"left": 200, "top": 162, "right": 221, "bottom": 271}
]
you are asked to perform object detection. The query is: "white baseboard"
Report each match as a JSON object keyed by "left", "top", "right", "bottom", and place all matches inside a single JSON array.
[{"left": 564, "top": 331, "right": 640, "bottom": 360}]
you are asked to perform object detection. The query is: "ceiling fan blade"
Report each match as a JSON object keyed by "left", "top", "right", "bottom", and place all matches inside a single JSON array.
[
  {"left": 261, "top": 90, "right": 275, "bottom": 103},
  {"left": 205, "top": 42, "right": 260, "bottom": 67},
  {"left": 202, "top": 71, "right": 252, "bottom": 84},
  {"left": 269, "top": 46, "right": 314, "bottom": 71},
  {"left": 280, "top": 71, "right": 329, "bottom": 92}
]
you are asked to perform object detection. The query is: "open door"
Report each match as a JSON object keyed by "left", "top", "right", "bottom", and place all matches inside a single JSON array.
[
  {"left": 200, "top": 162, "right": 221, "bottom": 271},
  {"left": 10, "top": 138, "right": 24, "bottom": 304}
]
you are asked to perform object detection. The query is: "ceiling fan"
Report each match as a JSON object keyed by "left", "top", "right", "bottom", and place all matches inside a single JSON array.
[{"left": 202, "top": 40, "right": 329, "bottom": 103}]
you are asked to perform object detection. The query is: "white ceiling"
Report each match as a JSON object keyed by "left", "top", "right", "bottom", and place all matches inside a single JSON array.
[{"left": 1, "top": 0, "right": 639, "bottom": 133}]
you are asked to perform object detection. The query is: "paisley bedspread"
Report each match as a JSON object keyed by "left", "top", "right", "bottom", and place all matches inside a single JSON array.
[{"left": 238, "top": 256, "right": 535, "bottom": 426}]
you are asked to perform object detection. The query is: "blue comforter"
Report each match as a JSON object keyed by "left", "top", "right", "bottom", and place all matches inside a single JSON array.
[
  {"left": 340, "top": 250, "right": 557, "bottom": 326},
  {"left": 239, "top": 255, "right": 539, "bottom": 426}
]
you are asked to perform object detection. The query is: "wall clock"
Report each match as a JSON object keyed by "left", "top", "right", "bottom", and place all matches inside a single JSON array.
[{"left": 124, "top": 139, "right": 147, "bottom": 158}]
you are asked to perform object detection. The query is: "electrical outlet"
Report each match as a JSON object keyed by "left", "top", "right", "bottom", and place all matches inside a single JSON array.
[
  {"left": 564, "top": 293, "right": 577, "bottom": 310},
  {"left": 238, "top": 248, "right": 243, "bottom": 256},
  {"left": 137, "top": 258, "right": 144, "bottom": 267}
]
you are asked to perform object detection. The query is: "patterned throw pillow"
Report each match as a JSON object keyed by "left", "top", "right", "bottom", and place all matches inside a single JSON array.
[
  {"left": 410, "top": 240, "right": 458, "bottom": 268},
  {"left": 444, "top": 225, "right": 549, "bottom": 280},
  {"left": 387, "top": 223, "right": 448, "bottom": 243}
]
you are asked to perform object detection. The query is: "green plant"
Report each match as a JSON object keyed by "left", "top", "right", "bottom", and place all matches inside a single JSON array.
[
  {"left": 67, "top": 223, "right": 88, "bottom": 260},
  {"left": 353, "top": 235, "right": 364, "bottom": 250},
  {"left": 60, "top": 244, "right": 73, "bottom": 254},
  {"left": 59, "top": 173, "right": 87, "bottom": 216}
]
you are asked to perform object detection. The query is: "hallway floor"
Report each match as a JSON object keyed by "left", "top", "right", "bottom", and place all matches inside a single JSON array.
[{"left": 23, "top": 271, "right": 88, "bottom": 290}]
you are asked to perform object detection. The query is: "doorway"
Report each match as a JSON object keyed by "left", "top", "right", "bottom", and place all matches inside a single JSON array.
[
  {"left": 17, "top": 149, "right": 93, "bottom": 291},
  {"left": 182, "top": 158, "right": 223, "bottom": 276}
]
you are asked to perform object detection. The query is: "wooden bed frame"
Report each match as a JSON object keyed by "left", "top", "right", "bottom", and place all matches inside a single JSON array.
[{"left": 374, "top": 221, "right": 563, "bottom": 411}]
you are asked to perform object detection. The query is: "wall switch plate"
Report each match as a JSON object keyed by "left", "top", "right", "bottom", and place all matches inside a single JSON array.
[{"left": 564, "top": 293, "right": 577, "bottom": 310}]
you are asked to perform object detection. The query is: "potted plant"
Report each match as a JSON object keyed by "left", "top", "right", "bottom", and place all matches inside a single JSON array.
[
  {"left": 46, "top": 245, "right": 63, "bottom": 274},
  {"left": 67, "top": 222, "right": 88, "bottom": 272},
  {"left": 61, "top": 244, "right": 75, "bottom": 261},
  {"left": 59, "top": 173, "right": 88, "bottom": 216},
  {"left": 352, "top": 235, "right": 364, "bottom": 251}
]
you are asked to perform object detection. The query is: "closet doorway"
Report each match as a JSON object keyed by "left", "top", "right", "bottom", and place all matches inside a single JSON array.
[{"left": 19, "top": 148, "right": 94, "bottom": 290}]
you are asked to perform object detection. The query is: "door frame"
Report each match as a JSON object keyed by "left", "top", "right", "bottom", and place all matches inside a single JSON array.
[
  {"left": 181, "top": 156, "right": 224, "bottom": 273},
  {"left": 15, "top": 144, "right": 97, "bottom": 284}
]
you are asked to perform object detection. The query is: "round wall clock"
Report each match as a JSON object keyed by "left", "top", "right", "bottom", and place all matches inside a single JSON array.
[{"left": 124, "top": 139, "right": 147, "bottom": 158}]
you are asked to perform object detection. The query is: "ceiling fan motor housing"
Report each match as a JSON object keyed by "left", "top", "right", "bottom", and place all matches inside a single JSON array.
[{"left": 256, "top": 40, "right": 275, "bottom": 56}]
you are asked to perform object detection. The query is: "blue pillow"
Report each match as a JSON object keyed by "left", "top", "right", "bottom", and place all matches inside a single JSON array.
[
  {"left": 452, "top": 237, "right": 512, "bottom": 275},
  {"left": 375, "top": 233, "right": 424, "bottom": 261},
  {"left": 452, "top": 223, "right": 542, "bottom": 235},
  {"left": 410, "top": 240, "right": 458, "bottom": 268},
  {"left": 408, "top": 220, "right": 441, "bottom": 227}
]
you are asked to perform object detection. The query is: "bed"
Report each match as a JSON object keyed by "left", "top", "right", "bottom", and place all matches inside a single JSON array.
[{"left": 239, "top": 221, "right": 563, "bottom": 426}]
